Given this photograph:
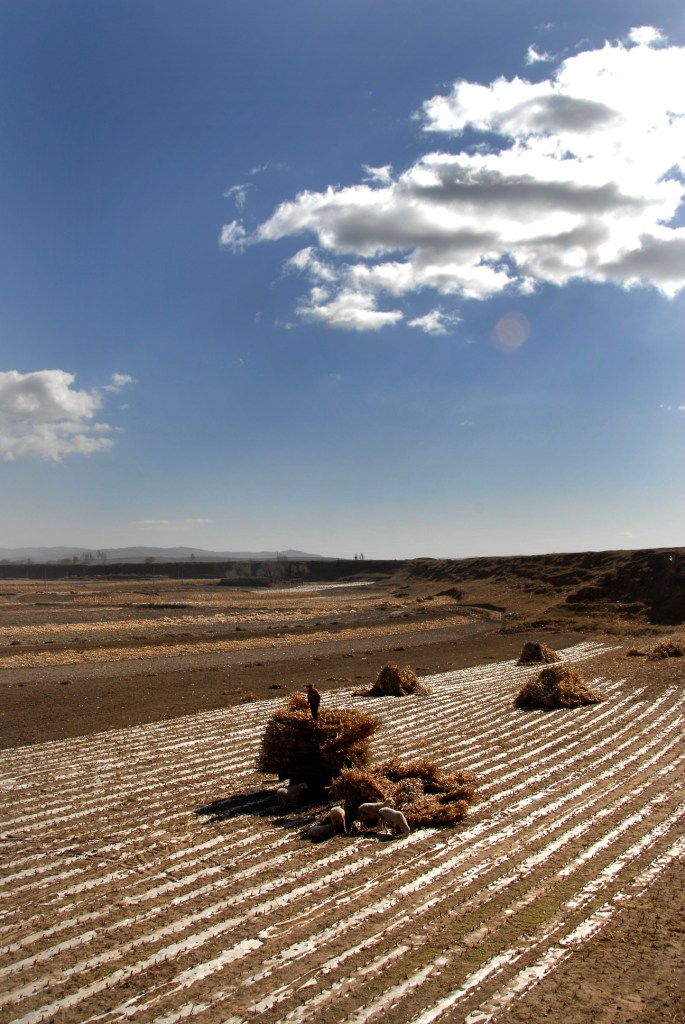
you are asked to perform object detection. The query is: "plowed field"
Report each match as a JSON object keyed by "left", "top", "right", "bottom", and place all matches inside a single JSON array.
[{"left": 1, "top": 641, "right": 683, "bottom": 1024}]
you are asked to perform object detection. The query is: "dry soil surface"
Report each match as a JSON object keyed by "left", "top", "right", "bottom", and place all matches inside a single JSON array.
[{"left": 1, "top": 575, "right": 683, "bottom": 1024}]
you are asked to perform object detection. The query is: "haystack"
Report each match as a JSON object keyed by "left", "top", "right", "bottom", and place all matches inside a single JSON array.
[
  {"left": 514, "top": 664, "right": 603, "bottom": 710},
  {"left": 360, "top": 662, "right": 430, "bottom": 697},
  {"left": 329, "top": 756, "right": 477, "bottom": 829},
  {"left": 257, "top": 693, "right": 378, "bottom": 790},
  {"left": 517, "top": 641, "right": 560, "bottom": 665},
  {"left": 648, "top": 639, "right": 685, "bottom": 659}
]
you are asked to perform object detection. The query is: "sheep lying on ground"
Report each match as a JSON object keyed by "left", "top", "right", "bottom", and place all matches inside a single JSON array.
[
  {"left": 306, "top": 821, "right": 335, "bottom": 841},
  {"left": 378, "top": 806, "right": 411, "bottom": 836},
  {"left": 356, "top": 798, "right": 395, "bottom": 827},
  {"left": 328, "top": 805, "right": 347, "bottom": 833},
  {"left": 276, "top": 782, "right": 308, "bottom": 808}
]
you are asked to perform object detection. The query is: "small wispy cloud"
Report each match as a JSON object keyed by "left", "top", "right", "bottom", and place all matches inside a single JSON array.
[
  {"left": 408, "top": 309, "right": 462, "bottom": 335},
  {"left": 100, "top": 373, "right": 137, "bottom": 393},
  {"left": 135, "top": 518, "right": 212, "bottom": 530},
  {"left": 362, "top": 164, "right": 393, "bottom": 184},
  {"left": 525, "top": 44, "right": 553, "bottom": 64},
  {"left": 219, "top": 221, "right": 247, "bottom": 250},
  {"left": 224, "top": 184, "right": 250, "bottom": 209}
]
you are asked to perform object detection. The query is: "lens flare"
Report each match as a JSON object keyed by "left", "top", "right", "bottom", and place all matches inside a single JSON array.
[{"left": 493, "top": 312, "right": 531, "bottom": 350}]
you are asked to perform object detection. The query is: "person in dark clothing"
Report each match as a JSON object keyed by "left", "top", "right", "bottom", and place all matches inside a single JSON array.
[{"left": 307, "top": 684, "right": 321, "bottom": 720}]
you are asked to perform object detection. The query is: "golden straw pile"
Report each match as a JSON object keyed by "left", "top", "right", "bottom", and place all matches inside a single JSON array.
[
  {"left": 358, "top": 662, "right": 430, "bottom": 697},
  {"left": 257, "top": 693, "right": 378, "bottom": 786},
  {"left": 517, "top": 641, "right": 560, "bottom": 665},
  {"left": 329, "top": 757, "right": 477, "bottom": 828},
  {"left": 514, "top": 664, "right": 603, "bottom": 710}
]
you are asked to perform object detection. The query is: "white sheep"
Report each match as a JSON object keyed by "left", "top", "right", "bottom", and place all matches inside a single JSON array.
[
  {"left": 276, "top": 782, "right": 308, "bottom": 808},
  {"left": 306, "top": 821, "right": 334, "bottom": 841},
  {"left": 377, "top": 806, "right": 411, "bottom": 836},
  {"left": 356, "top": 798, "right": 396, "bottom": 827},
  {"left": 328, "top": 805, "right": 347, "bottom": 834}
]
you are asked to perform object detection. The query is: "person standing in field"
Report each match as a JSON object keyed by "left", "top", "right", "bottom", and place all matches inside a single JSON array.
[{"left": 307, "top": 683, "right": 321, "bottom": 720}]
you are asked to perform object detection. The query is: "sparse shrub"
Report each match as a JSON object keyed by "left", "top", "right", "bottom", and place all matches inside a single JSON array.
[{"left": 647, "top": 639, "right": 685, "bottom": 659}]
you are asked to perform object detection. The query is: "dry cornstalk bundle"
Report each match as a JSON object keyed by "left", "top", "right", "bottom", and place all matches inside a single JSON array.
[
  {"left": 326, "top": 767, "right": 388, "bottom": 810},
  {"left": 257, "top": 692, "right": 379, "bottom": 787},
  {"left": 360, "top": 662, "right": 431, "bottom": 697},
  {"left": 517, "top": 641, "right": 560, "bottom": 665},
  {"left": 514, "top": 664, "right": 603, "bottom": 710},
  {"left": 329, "top": 757, "right": 477, "bottom": 829},
  {"left": 647, "top": 639, "right": 685, "bottom": 659}
]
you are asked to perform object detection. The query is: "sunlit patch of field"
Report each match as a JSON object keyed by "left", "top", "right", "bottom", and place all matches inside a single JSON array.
[{"left": 1, "top": 642, "right": 683, "bottom": 1024}]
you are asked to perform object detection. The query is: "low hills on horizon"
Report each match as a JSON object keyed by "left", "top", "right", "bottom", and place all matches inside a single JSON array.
[{"left": 0, "top": 545, "right": 328, "bottom": 564}]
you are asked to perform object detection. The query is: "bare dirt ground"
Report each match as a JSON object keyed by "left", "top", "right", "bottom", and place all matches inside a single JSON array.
[{"left": 1, "top": 564, "right": 683, "bottom": 1023}]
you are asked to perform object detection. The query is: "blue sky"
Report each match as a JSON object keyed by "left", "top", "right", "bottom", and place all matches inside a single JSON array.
[{"left": 1, "top": 0, "right": 684, "bottom": 558}]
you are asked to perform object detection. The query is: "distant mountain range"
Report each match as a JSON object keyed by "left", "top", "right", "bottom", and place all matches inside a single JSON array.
[{"left": 0, "top": 546, "right": 328, "bottom": 563}]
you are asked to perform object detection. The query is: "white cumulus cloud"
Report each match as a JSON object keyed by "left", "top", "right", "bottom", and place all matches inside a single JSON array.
[
  {"left": 627, "top": 26, "right": 665, "bottom": 46},
  {"left": 0, "top": 369, "right": 133, "bottom": 461},
  {"left": 225, "top": 26, "right": 685, "bottom": 330}
]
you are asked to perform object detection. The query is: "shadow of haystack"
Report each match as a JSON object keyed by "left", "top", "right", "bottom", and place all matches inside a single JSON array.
[
  {"left": 517, "top": 641, "right": 560, "bottom": 665},
  {"left": 257, "top": 692, "right": 379, "bottom": 794},
  {"left": 357, "top": 662, "right": 430, "bottom": 697},
  {"left": 195, "top": 788, "right": 279, "bottom": 821},
  {"left": 515, "top": 664, "right": 603, "bottom": 710},
  {"left": 329, "top": 757, "right": 477, "bottom": 829}
]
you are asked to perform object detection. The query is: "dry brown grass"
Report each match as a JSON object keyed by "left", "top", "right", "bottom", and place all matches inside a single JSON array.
[
  {"left": 257, "top": 693, "right": 378, "bottom": 787},
  {"left": 647, "top": 639, "right": 685, "bottom": 659},
  {"left": 514, "top": 664, "right": 603, "bottom": 710},
  {"left": 516, "top": 641, "right": 560, "bottom": 665},
  {"left": 329, "top": 756, "right": 477, "bottom": 829},
  {"left": 357, "top": 662, "right": 430, "bottom": 697},
  {"left": 625, "top": 638, "right": 685, "bottom": 659}
]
